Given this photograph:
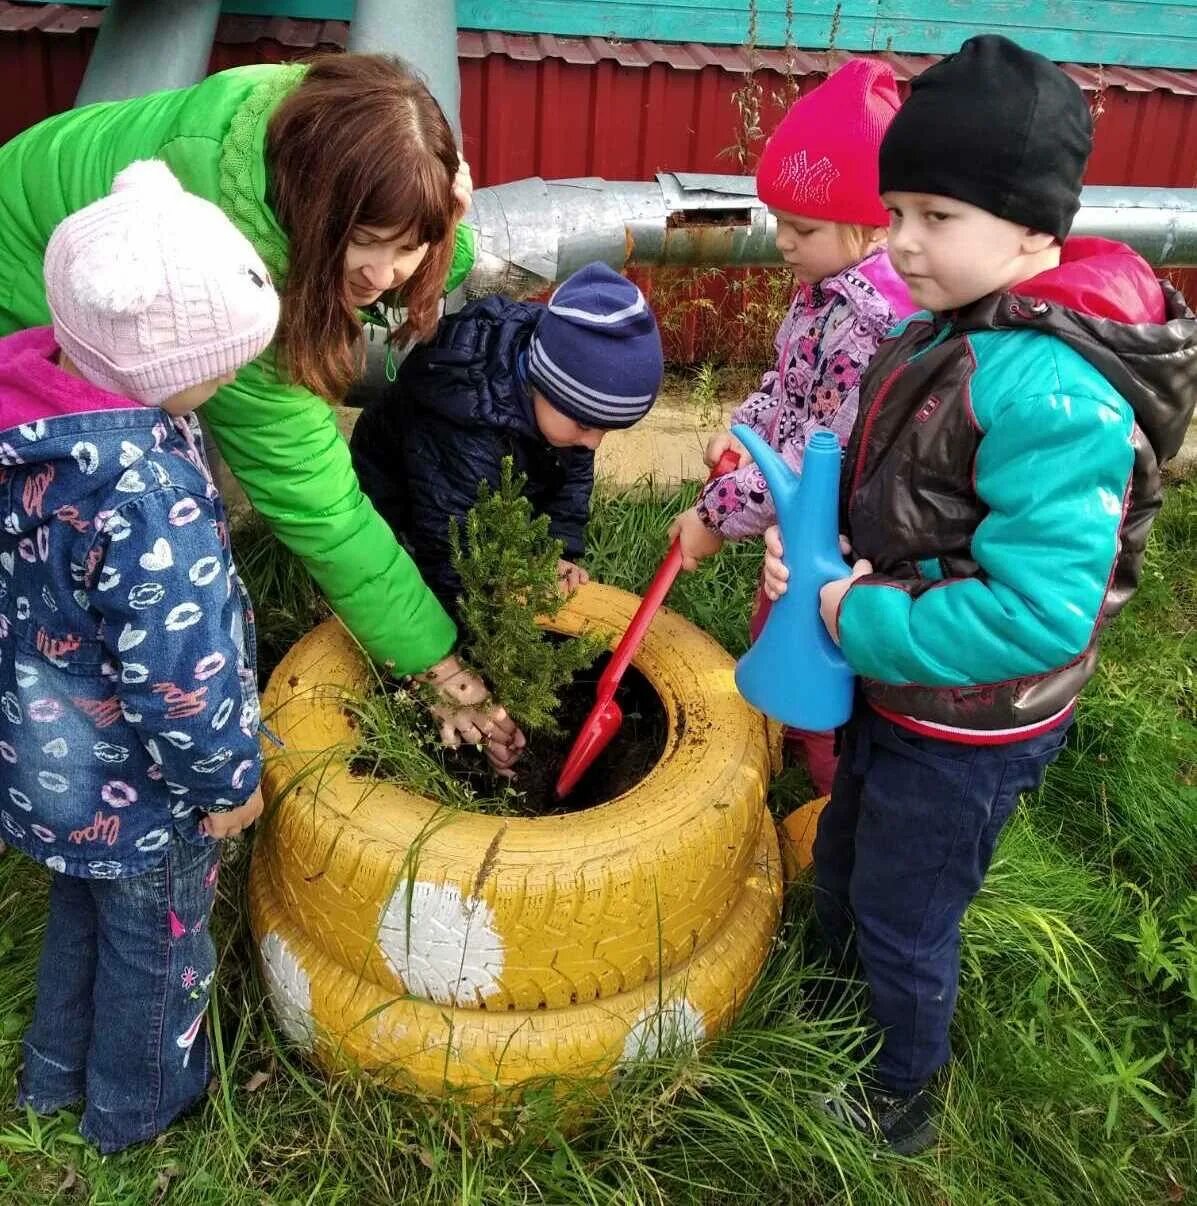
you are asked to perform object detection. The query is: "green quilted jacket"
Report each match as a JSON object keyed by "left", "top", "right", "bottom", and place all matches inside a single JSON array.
[{"left": 0, "top": 63, "right": 476, "bottom": 674}]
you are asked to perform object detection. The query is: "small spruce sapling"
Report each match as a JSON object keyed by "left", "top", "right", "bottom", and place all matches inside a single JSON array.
[{"left": 450, "top": 458, "right": 603, "bottom": 734}]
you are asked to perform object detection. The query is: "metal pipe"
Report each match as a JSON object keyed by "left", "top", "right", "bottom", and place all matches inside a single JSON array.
[
  {"left": 464, "top": 175, "right": 1197, "bottom": 298},
  {"left": 74, "top": 0, "right": 222, "bottom": 108},
  {"left": 349, "top": 0, "right": 461, "bottom": 138},
  {"left": 1071, "top": 187, "right": 1197, "bottom": 266}
]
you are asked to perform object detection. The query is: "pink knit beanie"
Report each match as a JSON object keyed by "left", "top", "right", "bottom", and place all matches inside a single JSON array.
[
  {"left": 756, "top": 58, "right": 901, "bottom": 228},
  {"left": 44, "top": 159, "right": 279, "bottom": 406}
]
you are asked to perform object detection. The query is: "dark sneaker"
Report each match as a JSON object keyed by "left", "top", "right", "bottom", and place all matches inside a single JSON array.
[{"left": 813, "top": 1079, "right": 939, "bottom": 1156}]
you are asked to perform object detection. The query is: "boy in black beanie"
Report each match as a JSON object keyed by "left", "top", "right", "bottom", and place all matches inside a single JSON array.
[{"left": 762, "top": 34, "right": 1197, "bottom": 1154}]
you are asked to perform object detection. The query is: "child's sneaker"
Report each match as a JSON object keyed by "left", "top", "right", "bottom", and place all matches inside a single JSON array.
[{"left": 813, "top": 1078, "right": 939, "bottom": 1155}]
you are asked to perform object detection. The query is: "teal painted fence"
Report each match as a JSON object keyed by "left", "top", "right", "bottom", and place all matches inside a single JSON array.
[{"left": 27, "top": 1, "right": 1197, "bottom": 69}]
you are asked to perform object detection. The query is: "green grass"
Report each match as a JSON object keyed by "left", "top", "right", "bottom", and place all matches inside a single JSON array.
[
  {"left": 347, "top": 679, "right": 524, "bottom": 815},
  {"left": 1, "top": 479, "right": 1194, "bottom": 1205}
]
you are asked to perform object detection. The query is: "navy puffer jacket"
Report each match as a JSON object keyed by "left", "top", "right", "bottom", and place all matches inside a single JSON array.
[{"left": 351, "top": 295, "right": 594, "bottom": 616}]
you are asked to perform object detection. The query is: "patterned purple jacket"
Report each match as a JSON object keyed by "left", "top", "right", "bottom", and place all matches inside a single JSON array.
[{"left": 697, "top": 249, "right": 913, "bottom": 540}]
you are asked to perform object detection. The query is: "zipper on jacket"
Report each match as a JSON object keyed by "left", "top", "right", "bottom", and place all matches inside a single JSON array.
[
  {"left": 849, "top": 322, "right": 952, "bottom": 497},
  {"left": 849, "top": 362, "right": 905, "bottom": 498}
]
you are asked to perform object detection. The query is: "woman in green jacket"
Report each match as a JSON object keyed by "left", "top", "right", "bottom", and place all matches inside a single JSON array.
[{"left": 0, "top": 52, "right": 522, "bottom": 764}]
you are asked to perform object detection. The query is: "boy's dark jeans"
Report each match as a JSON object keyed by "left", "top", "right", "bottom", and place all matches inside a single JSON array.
[
  {"left": 19, "top": 833, "right": 221, "bottom": 1153},
  {"left": 814, "top": 707, "right": 1069, "bottom": 1095}
]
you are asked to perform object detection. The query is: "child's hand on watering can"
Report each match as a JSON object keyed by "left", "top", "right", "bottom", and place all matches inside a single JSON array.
[
  {"left": 669, "top": 507, "right": 724, "bottom": 571},
  {"left": 703, "top": 431, "right": 750, "bottom": 470},
  {"left": 819, "top": 551, "right": 873, "bottom": 645},
  {"left": 557, "top": 559, "right": 590, "bottom": 594},
  {"left": 762, "top": 524, "right": 789, "bottom": 600},
  {"left": 764, "top": 527, "right": 871, "bottom": 641}
]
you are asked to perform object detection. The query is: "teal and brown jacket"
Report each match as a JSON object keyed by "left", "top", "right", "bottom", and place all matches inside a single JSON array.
[{"left": 837, "top": 238, "right": 1197, "bottom": 742}]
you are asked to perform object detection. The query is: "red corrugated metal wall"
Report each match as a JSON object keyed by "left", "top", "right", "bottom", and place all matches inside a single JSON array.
[
  {"left": 2, "top": 6, "right": 1196, "bottom": 360},
  {"left": 457, "top": 36, "right": 1197, "bottom": 358}
]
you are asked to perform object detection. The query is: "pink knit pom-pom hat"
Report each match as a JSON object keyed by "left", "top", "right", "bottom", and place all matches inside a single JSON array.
[{"left": 44, "top": 159, "right": 279, "bottom": 405}]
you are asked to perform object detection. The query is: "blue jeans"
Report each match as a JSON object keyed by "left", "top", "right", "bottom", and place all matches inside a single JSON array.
[
  {"left": 813, "top": 707, "right": 1069, "bottom": 1095},
  {"left": 19, "top": 832, "right": 221, "bottom": 1153}
]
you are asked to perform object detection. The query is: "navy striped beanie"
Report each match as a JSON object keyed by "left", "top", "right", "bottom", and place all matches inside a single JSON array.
[{"left": 527, "top": 262, "right": 663, "bottom": 429}]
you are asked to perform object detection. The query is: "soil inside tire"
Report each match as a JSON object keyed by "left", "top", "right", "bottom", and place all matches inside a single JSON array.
[{"left": 446, "top": 651, "right": 669, "bottom": 814}]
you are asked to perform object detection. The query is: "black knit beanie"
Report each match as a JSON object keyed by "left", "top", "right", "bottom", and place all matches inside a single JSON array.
[{"left": 879, "top": 35, "right": 1092, "bottom": 240}]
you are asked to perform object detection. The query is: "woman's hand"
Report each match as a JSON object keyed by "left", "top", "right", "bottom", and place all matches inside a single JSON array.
[
  {"left": 557, "top": 559, "right": 590, "bottom": 595},
  {"left": 485, "top": 728, "right": 527, "bottom": 779},
  {"left": 200, "top": 786, "right": 264, "bottom": 839},
  {"left": 704, "top": 431, "right": 749, "bottom": 470},
  {"left": 452, "top": 158, "right": 474, "bottom": 218},
  {"left": 416, "top": 653, "right": 526, "bottom": 773}
]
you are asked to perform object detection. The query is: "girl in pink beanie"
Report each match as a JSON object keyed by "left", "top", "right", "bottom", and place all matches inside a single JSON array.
[
  {"left": 670, "top": 58, "right": 915, "bottom": 794},
  {"left": 0, "top": 160, "right": 278, "bottom": 1152}
]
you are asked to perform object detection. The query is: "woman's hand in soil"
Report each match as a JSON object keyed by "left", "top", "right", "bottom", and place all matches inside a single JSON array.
[
  {"left": 200, "top": 786, "right": 264, "bottom": 839},
  {"left": 417, "top": 654, "right": 521, "bottom": 750},
  {"left": 485, "top": 725, "right": 527, "bottom": 779},
  {"left": 670, "top": 507, "right": 723, "bottom": 572},
  {"left": 818, "top": 557, "right": 873, "bottom": 645},
  {"left": 704, "top": 431, "right": 749, "bottom": 470},
  {"left": 453, "top": 158, "right": 474, "bottom": 217},
  {"left": 557, "top": 559, "right": 590, "bottom": 595}
]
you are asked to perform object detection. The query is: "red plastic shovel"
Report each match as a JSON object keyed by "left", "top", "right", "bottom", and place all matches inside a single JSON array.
[{"left": 555, "top": 449, "right": 742, "bottom": 799}]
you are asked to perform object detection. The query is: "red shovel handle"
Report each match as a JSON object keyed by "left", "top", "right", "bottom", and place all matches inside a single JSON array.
[
  {"left": 595, "top": 446, "right": 742, "bottom": 698},
  {"left": 555, "top": 447, "right": 742, "bottom": 798}
]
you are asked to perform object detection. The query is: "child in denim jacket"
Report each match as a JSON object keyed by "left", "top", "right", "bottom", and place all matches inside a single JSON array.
[{"left": 0, "top": 160, "right": 279, "bottom": 1152}]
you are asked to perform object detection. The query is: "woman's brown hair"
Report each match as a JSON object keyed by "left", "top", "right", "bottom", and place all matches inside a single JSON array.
[{"left": 267, "top": 53, "right": 459, "bottom": 400}]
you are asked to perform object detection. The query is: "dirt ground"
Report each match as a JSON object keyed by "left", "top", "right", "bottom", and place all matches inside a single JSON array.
[{"left": 592, "top": 378, "right": 733, "bottom": 487}]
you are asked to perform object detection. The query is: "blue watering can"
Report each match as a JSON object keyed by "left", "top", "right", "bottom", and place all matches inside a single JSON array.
[{"left": 730, "top": 424, "right": 856, "bottom": 731}]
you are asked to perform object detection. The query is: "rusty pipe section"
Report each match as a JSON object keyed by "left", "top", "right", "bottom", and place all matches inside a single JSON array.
[{"left": 464, "top": 174, "right": 1197, "bottom": 297}]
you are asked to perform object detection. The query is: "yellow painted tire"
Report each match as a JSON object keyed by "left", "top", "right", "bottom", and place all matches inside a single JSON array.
[
  {"left": 249, "top": 825, "right": 780, "bottom": 1098},
  {"left": 778, "top": 796, "right": 830, "bottom": 882},
  {"left": 250, "top": 583, "right": 773, "bottom": 1012}
]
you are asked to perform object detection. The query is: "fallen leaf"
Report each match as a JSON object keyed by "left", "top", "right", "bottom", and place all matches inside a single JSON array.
[
  {"left": 58, "top": 1164, "right": 78, "bottom": 1193},
  {"left": 243, "top": 1066, "right": 273, "bottom": 1093},
  {"left": 418, "top": 1148, "right": 436, "bottom": 1170},
  {"left": 153, "top": 1163, "right": 181, "bottom": 1202}
]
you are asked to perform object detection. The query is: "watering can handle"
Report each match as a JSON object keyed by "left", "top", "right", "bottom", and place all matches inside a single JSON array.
[{"left": 596, "top": 448, "right": 742, "bottom": 696}]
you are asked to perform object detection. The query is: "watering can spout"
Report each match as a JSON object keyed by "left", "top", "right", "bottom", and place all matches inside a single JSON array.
[
  {"left": 730, "top": 424, "right": 856, "bottom": 732},
  {"left": 733, "top": 427, "right": 800, "bottom": 517}
]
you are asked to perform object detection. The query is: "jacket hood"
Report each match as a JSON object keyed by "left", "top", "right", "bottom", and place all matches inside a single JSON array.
[
  {"left": 849, "top": 247, "right": 919, "bottom": 322},
  {"left": 975, "top": 237, "right": 1197, "bottom": 463},
  {"left": 1014, "top": 236, "right": 1167, "bottom": 325},
  {"left": 0, "top": 328, "right": 171, "bottom": 537}
]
